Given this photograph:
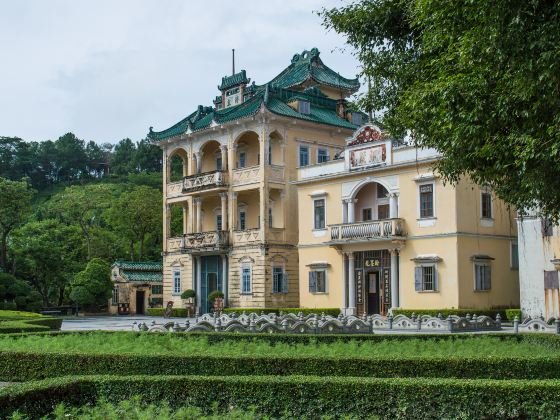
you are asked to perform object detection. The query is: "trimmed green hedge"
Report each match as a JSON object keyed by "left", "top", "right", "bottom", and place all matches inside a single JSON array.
[
  {"left": 146, "top": 308, "right": 189, "bottom": 317},
  {"left": 506, "top": 308, "right": 522, "bottom": 321},
  {"left": 392, "top": 308, "right": 520, "bottom": 320},
  {"left": 0, "top": 315, "right": 62, "bottom": 334},
  {"left": 2, "top": 375, "right": 560, "bottom": 419},
  {"left": 223, "top": 307, "right": 341, "bottom": 316},
  {"left": 0, "top": 310, "right": 44, "bottom": 320}
]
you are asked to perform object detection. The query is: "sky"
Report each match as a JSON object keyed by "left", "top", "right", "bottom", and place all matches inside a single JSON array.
[{"left": 0, "top": 1, "right": 360, "bottom": 144}]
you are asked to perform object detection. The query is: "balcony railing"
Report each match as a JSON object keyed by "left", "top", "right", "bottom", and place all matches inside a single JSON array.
[
  {"left": 232, "top": 228, "right": 263, "bottom": 245},
  {"left": 181, "top": 231, "right": 229, "bottom": 251},
  {"left": 167, "top": 180, "right": 183, "bottom": 198},
  {"left": 329, "top": 218, "right": 405, "bottom": 242},
  {"left": 183, "top": 170, "right": 227, "bottom": 193},
  {"left": 232, "top": 165, "right": 261, "bottom": 186},
  {"left": 268, "top": 165, "right": 285, "bottom": 183}
]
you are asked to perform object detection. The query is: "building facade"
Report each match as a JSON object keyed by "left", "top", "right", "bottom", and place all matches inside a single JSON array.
[
  {"left": 518, "top": 215, "right": 560, "bottom": 318},
  {"left": 109, "top": 261, "right": 163, "bottom": 315},
  {"left": 296, "top": 124, "right": 520, "bottom": 314},
  {"left": 149, "top": 48, "right": 363, "bottom": 313}
]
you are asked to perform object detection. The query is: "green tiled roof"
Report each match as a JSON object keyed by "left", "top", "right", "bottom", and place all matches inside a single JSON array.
[
  {"left": 148, "top": 48, "right": 360, "bottom": 140},
  {"left": 113, "top": 260, "right": 162, "bottom": 283},
  {"left": 218, "top": 70, "right": 250, "bottom": 90}
]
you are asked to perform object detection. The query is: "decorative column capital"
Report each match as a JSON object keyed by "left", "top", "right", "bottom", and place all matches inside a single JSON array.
[
  {"left": 389, "top": 192, "right": 400, "bottom": 198},
  {"left": 231, "top": 191, "right": 238, "bottom": 199},
  {"left": 219, "top": 192, "right": 228, "bottom": 200},
  {"left": 345, "top": 251, "right": 355, "bottom": 260},
  {"left": 220, "top": 144, "right": 228, "bottom": 152},
  {"left": 343, "top": 198, "right": 357, "bottom": 204},
  {"left": 193, "top": 197, "right": 202, "bottom": 205},
  {"left": 390, "top": 248, "right": 400, "bottom": 256}
]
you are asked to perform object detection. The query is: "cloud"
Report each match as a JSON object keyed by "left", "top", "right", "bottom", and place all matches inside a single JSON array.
[{"left": 0, "top": 0, "right": 359, "bottom": 143}]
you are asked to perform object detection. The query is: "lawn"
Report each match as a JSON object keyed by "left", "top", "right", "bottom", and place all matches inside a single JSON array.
[{"left": 0, "top": 331, "right": 554, "bottom": 358}]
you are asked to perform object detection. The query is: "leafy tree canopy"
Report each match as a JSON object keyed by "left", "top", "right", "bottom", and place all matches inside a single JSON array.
[
  {"left": 322, "top": 0, "right": 560, "bottom": 218},
  {"left": 69, "top": 258, "right": 112, "bottom": 307}
]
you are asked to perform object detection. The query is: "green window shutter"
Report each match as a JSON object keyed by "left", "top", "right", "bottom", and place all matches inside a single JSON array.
[
  {"left": 309, "top": 271, "right": 317, "bottom": 293},
  {"left": 283, "top": 273, "right": 289, "bottom": 293},
  {"left": 484, "top": 265, "right": 491, "bottom": 289},
  {"left": 433, "top": 267, "right": 439, "bottom": 291},
  {"left": 414, "top": 267, "right": 422, "bottom": 292}
]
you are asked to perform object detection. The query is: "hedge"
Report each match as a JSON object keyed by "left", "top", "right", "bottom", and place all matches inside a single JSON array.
[
  {"left": 223, "top": 307, "right": 341, "bottom": 316},
  {"left": 146, "top": 307, "right": 189, "bottom": 317},
  {"left": 0, "top": 315, "right": 62, "bottom": 334},
  {"left": 3, "top": 375, "right": 560, "bottom": 419},
  {"left": 392, "top": 308, "right": 520, "bottom": 320},
  {"left": 0, "top": 310, "right": 44, "bottom": 320},
  {"left": 506, "top": 308, "right": 522, "bottom": 321}
]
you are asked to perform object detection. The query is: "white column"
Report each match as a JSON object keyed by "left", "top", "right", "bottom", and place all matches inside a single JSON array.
[
  {"left": 390, "top": 192, "right": 399, "bottom": 219},
  {"left": 230, "top": 192, "right": 237, "bottom": 231},
  {"left": 342, "top": 200, "right": 348, "bottom": 224},
  {"left": 220, "top": 145, "right": 228, "bottom": 171},
  {"left": 342, "top": 253, "right": 348, "bottom": 312},
  {"left": 194, "top": 152, "right": 202, "bottom": 174},
  {"left": 182, "top": 203, "right": 188, "bottom": 235},
  {"left": 220, "top": 192, "right": 228, "bottom": 231},
  {"left": 195, "top": 197, "right": 202, "bottom": 233},
  {"left": 196, "top": 256, "right": 202, "bottom": 314},
  {"left": 221, "top": 255, "right": 228, "bottom": 306},
  {"left": 390, "top": 249, "right": 399, "bottom": 308},
  {"left": 347, "top": 252, "right": 356, "bottom": 315},
  {"left": 346, "top": 199, "right": 356, "bottom": 223}
]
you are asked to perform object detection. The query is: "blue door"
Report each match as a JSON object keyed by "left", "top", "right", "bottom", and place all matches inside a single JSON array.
[{"left": 200, "top": 255, "right": 222, "bottom": 314}]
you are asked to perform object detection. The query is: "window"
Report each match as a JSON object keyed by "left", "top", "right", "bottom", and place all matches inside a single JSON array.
[
  {"left": 351, "top": 112, "right": 363, "bottom": 126},
  {"left": 268, "top": 142, "right": 272, "bottom": 165},
  {"left": 481, "top": 190, "right": 492, "bottom": 219},
  {"left": 378, "top": 204, "right": 390, "bottom": 220},
  {"left": 474, "top": 263, "right": 491, "bottom": 291},
  {"left": 362, "top": 208, "right": 372, "bottom": 221},
  {"left": 111, "top": 287, "right": 118, "bottom": 305},
  {"left": 511, "top": 242, "right": 519, "bottom": 269},
  {"left": 239, "top": 211, "right": 246, "bottom": 230},
  {"left": 317, "top": 148, "right": 329, "bottom": 164},
  {"left": 239, "top": 152, "right": 246, "bottom": 168},
  {"left": 216, "top": 156, "right": 222, "bottom": 171},
  {"left": 314, "top": 199, "right": 325, "bottom": 229},
  {"left": 377, "top": 184, "right": 388, "bottom": 198},
  {"left": 299, "top": 145, "right": 309, "bottom": 167},
  {"left": 241, "top": 265, "right": 252, "bottom": 294},
  {"left": 542, "top": 218, "right": 554, "bottom": 237},
  {"left": 309, "top": 270, "right": 327, "bottom": 293},
  {"left": 414, "top": 265, "right": 438, "bottom": 292},
  {"left": 268, "top": 207, "right": 273, "bottom": 228},
  {"left": 216, "top": 214, "right": 222, "bottom": 231},
  {"left": 298, "top": 100, "right": 310, "bottom": 114},
  {"left": 151, "top": 285, "right": 163, "bottom": 295},
  {"left": 419, "top": 183, "right": 434, "bottom": 218},
  {"left": 272, "top": 267, "right": 288, "bottom": 293},
  {"left": 173, "top": 270, "right": 181, "bottom": 294}
]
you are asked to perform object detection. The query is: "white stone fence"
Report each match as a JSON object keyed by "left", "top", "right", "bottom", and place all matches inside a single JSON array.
[{"left": 133, "top": 312, "right": 504, "bottom": 334}]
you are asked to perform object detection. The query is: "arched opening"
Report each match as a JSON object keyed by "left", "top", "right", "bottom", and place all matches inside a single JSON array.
[
  {"left": 354, "top": 182, "right": 391, "bottom": 222},
  {"left": 169, "top": 202, "right": 186, "bottom": 237},
  {"left": 234, "top": 131, "right": 259, "bottom": 169},
  {"left": 199, "top": 140, "right": 222, "bottom": 173},
  {"left": 168, "top": 148, "right": 188, "bottom": 182}
]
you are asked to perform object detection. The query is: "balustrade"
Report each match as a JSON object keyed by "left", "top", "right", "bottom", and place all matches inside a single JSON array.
[
  {"left": 232, "top": 228, "right": 263, "bottom": 245},
  {"left": 231, "top": 165, "right": 261, "bottom": 186},
  {"left": 182, "top": 170, "right": 227, "bottom": 193},
  {"left": 330, "top": 218, "right": 405, "bottom": 241}
]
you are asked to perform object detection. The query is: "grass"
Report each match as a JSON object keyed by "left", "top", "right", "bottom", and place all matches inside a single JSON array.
[
  {"left": 0, "top": 311, "right": 43, "bottom": 320},
  {"left": 0, "top": 332, "right": 556, "bottom": 358}
]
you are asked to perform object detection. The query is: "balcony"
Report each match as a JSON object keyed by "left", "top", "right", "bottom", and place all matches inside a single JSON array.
[
  {"left": 232, "top": 228, "right": 263, "bottom": 245},
  {"left": 167, "top": 231, "right": 229, "bottom": 254},
  {"left": 232, "top": 165, "right": 261, "bottom": 187},
  {"left": 268, "top": 165, "right": 285, "bottom": 183},
  {"left": 329, "top": 218, "right": 406, "bottom": 242},
  {"left": 183, "top": 170, "right": 227, "bottom": 193}
]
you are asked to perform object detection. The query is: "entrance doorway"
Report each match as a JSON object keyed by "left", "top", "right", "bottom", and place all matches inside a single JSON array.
[
  {"left": 200, "top": 255, "right": 223, "bottom": 314},
  {"left": 367, "top": 272, "right": 381, "bottom": 315},
  {"left": 135, "top": 291, "right": 145, "bottom": 315}
]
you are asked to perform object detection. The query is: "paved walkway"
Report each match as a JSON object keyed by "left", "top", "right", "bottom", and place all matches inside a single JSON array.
[{"left": 61, "top": 315, "right": 192, "bottom": 331}]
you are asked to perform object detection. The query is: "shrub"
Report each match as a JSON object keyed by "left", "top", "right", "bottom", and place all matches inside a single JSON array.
[
  {"left": 3, "top": 375, "right": 560, "bottom": 419},
  {"left": 0, "top": 310, "right": 44, "bottom": 320},
  {"left": 506, "top": 309, "right": 522, "bottom": 321},
  {"left": 0, "top": 311, "right": 61, "bottom": 334},
  {"left": 392, "top": 308, "right": 510, "bottom": 319},
  {"left": 0, "top": 301, "right": 17, "bottom": 311},
  {"left": 146, "top": 308, "right": 189, "bottom": 317},
  {"left": 0, "top": 321, "right": 49, "bottom": 334},
  {"left": 180, "top": 289, "right": 195, "bottom": 300},
  {"left": 207, "top": 290, "right": 224, "bottom": 303},
  {"left": 223, "top": 307, "right": 341, "bottom": 317}
]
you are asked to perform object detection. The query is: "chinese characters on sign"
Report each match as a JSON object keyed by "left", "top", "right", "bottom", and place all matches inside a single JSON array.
[
  {"left": 364, "top": 259, "right": 381, "bottom": 268},
  {"left": 383, "top": 269, "right": 391, "bottom": 306},
  {"left": 356, "top": 269, "right": 363, "bottom": 304},
  {"left": 349, "top": 144, "right": 386, "bottom": 170}
]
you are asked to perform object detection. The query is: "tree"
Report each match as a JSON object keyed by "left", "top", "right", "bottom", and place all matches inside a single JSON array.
[
  {"left": 12, "top": 220, "right": 84, "bottom": 306},
  {"left": 107, "top": 185, "right": 161, "bottom": 260},
  {"left": 0, "top": 273, "right": 42, "bottom": 311},
  {"left": 69, "top": 258, "right": 112, "bottom": 308},
  {"left": 322, "top": 0, "right": 560, "bottom": 217},
  {"left": 134, "top": 138, "right": 162, "bottom": 173},
  {"left": 0, "top": 178, "right": 34, "bottom": 271},
  {"left": 110, "top": 138, "right": 137, "bottom": 175}
]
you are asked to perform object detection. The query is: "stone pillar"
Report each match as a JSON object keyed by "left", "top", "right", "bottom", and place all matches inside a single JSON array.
[
  {"left": 196, "top": 256, "right": 202, "bottom": 314},
  {"left": 182, "top": 202, "right": 188, "bottom": 235},
  {"left": 347, "top": 252, "right": 356, "bottom": 315},
  {"left": 188, "top": 152, "right": 196, "bottom": 176},
  {"left": 195, "top": 197, "right": 202, "bottom": 233},
  {"left": 390, "top": 193, "right": 399, "bottom": 219},
  {"left": 346, "top": 199, "right": 356, "bottom": 223},
  {"left": 390, "top": 249, "right": 399, "bottom": 308},
  {"left": 342, "top": 252, "right": 348, "bottom": 312},
  {"left": 187, "top": 197, "right": 194, "bottom": 234},
  {"left": 220, "top": 145, "right": 228, "bottom": 171},
  {"left": 220, "top": 192, "right": 228, "bottom": 231},
  {"left": 229, "top": 144, "right": 237, "bottom": 171},
  {"left": 280, "top": 141, "right": 286, "bottom": 165},
  {"left": 221, "top": 255, "right": 228, "bottom": 306},
  {"left": 182, "top": 157, "right": 188, "bottom": 177},
  {"left": 230, "top": 192, "right": 238, "bottom": 230},
  {"left": 342, "top": 200, "right": 348, "bottom": 224},
  {"left": 194, "top": 152, "right": 201, "bottom": 174},
  {"left": 163, "top": 204, "right": 171, "bottom": 252}
]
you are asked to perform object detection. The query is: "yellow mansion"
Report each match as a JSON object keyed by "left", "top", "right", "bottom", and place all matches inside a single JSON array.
[
  {"left": 149, "top": 49, "right": 361, "bottom": 313},
  {"left": 149, "top": 48, "right": 519, "bottom": 315},
  {"left": 296, "top": 124, "right": 520, "bottom": 315}
]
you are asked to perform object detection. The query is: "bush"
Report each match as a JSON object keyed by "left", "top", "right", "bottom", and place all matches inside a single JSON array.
[
  {"left": 180, "top": 289, "right": 195, "bottom": 300},
  {"left": 506, "top": 309, "right": 522, "bottom": 321},
  {"left": 3, "top": 375, "right": 560, "bottom": 419},
  {"left": 146, "top": 308, "right": 189, "bottom": 317},
  {"left": 0, "top": 311, "right": 61, "bottom": 334},
  {"left": 207, "top": 290, "right": 224, "bottom": 303},
  {"left": 223, "top": 308, "right": 341, "bottom": 317},
  {"left": 0, "top": 301, "right": 17, "bottom": 311},
  {"left": 392, "top": 308, "right": 510, "bottom": 319},
  {"left": 0, "top": 310, "right": 43, "bottom": 320},
  {"left": 0, "top": 321, "right": 49, "bottom": 334}
]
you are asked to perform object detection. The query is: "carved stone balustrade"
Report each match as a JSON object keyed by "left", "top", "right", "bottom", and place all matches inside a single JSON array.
[
  {"left": 182, "top": 170, "right": 227, "bottom": 193},
  {"left": 329, "top": 218, "right": 405, "bottom": 242},
  {"left": 268, "top": 165, "right": 285, "bottom": 183},
  {"left": 166, "top": 181, "right": 183, "bottom": 199},
  {"left": 232, "top": 229, "right": 263, "bottom": 245},
  {"left": 232, "top": 165, "right": 261, "bottom": 186},
  {"left": 180, "top": 231, "right": 229, "bottom": 253}
]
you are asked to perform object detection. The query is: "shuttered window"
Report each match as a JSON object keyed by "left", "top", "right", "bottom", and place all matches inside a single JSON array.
[
  {"left": 173, "top": 270, "right": 181, "bottom": 294},
  {"left": 474, "top": 263, "right": 491, "bottom": 291},
  {"left": 414, "top": 265, "right": 438, "bottom": 292},
  {"left": 273, "top": 267, "right": 288, "bottom": 293},
  {"left": 314, "top": 199, "right": 325, "bottom": 229},
  {"left": 419, "top": 184, "right": 434, "bottom": 218},
  {"left": 309, "top": 270, "right": 326, "bottom": 293},
  {"left": 241, "top": 265, "right": 252, "bottom": 294}
]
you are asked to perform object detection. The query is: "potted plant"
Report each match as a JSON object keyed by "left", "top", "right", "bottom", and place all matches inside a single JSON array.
[
  {"left": 208, "top": 290, "right": 225, "bottom": 314},
  {"left": 181, "top": 289, "right": 196, "bottom": 317}
]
